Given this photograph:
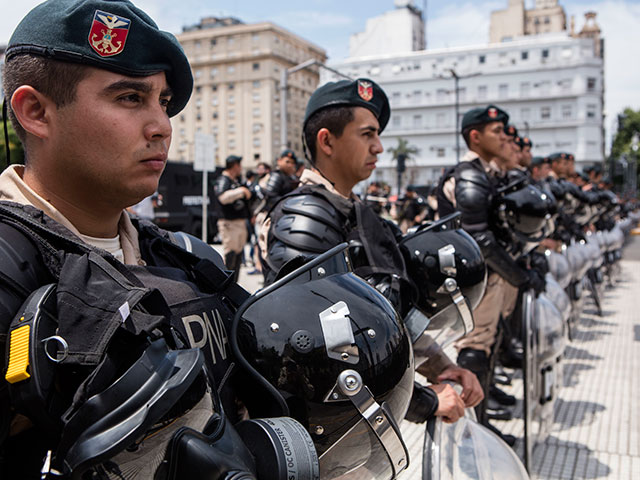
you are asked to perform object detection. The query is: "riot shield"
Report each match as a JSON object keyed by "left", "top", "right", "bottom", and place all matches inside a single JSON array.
[
  {"left": 522, "top": 289, "right": 566, "bottom": 473},
  {"left": 422, "top": 408, "right": 529, "bottom": 480},
  {"left": 521, "top": 289, "right": 536, "bottom": 473}
]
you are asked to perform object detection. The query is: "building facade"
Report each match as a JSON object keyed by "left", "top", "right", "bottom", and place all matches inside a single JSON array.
[
  {"left": 324, "top": 32, "right": 605, "bottom": 188},
  {"left": 490, "top": 0, "right": 567, "bottom": 43},
  {"left": 349, "top": 0, "right": 425, "bottom": 58},
  {"left": 170, "top": 17, "right": 326, "bottom": 168}
]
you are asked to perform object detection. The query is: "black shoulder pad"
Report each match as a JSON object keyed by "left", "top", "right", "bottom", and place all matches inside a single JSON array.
[
  {"left": 169, "top": 231, "right": 226, "bottom": 270},
  {"left": 454, "top": 168, "right": 492, "bottom": 231},
  {"left": 272, "top": 194, "right": 346, "bottom": 253}
]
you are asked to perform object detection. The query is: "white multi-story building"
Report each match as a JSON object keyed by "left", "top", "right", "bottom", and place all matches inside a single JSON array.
[{"left": 324, "top": 10, "right": 604, "bottom": 190}]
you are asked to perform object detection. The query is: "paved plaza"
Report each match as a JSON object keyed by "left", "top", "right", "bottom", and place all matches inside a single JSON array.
[{"left": 222, "top": 235, "right": 640, "bottom": 479}]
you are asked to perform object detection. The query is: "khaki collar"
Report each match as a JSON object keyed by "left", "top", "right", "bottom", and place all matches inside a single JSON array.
[
  {"left": 299, "top": 169, "right": 360, "bottom": 201},
  {"left": 0, "top": 165, "right": 143, "bottom": 265}
]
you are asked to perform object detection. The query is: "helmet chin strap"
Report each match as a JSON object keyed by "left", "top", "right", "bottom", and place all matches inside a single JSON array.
[
  {"left": 436, "top": 277, "right": 474, "bottom": 336},
  {"left": 3, "top": 99, "right": 11, "bottom": 170},
  {"left": 323, "top": 369, "right": 409, "bottom": 478}
]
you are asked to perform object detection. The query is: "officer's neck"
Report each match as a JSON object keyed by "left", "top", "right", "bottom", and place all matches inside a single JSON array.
[
  {"left": 469, "top": 145, "right": 493, "bottom": 165},
  {"left": 22, "top": 168, "right": 122, "bottom": 238},
  {"left": 313, "top": 158, "right": 354, "bottom": 197}
]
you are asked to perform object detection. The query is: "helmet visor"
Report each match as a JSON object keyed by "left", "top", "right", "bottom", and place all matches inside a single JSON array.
[
  {"left": 319, "top": 412, "right": 404, "bottom": 480},
  {"left": 92, "top": 391, "right": 214, "bottom": 479}
]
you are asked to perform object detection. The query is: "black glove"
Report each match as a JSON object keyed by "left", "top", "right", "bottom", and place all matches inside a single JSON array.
[
  {"left": 529, "top": 251, "right": 549, "bottom": 276},
  {"left": 404, "top": 382, "right": 439, "bottom": 423},
  {"left": 527, "top": 268, "right": 546, "bottom": 296}
]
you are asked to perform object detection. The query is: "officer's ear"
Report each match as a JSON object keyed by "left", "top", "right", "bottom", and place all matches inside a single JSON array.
[
  {"left": 10, "top": 86, "right": 56, "bottom": 141},
  {"left": 468, "top": 128, "right": 481, "bottom": 146},
  {"left": 316, "top": 127, "right": 333, "bottom": 156}
]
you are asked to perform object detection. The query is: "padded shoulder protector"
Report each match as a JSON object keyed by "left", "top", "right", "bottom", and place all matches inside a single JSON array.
[
  {"left": 454, "top": 162, "right": 493, "bottom": 231},
  {"left": 272, "top": 193, "right": 346, "bottom": 253}
]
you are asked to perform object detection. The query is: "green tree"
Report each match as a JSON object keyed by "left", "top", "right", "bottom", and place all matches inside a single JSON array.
[
  {"left": 0, "top": 114, "right": 25, "bottom": 168},
  {"left": 387, "top": 137, "right": 419, "bottom": 196},
  {"left": 611, "top": 108, "right": 640, "bottom": 159},
  {"left": 610, "top": 108, "right": 640, "bottom": 195}
]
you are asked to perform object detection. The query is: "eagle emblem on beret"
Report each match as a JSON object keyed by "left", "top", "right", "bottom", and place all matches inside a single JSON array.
[
  {"left": 357, "top": 80, "right": 373, "bottom": 102},
  {"left": 89, "top": 10, "right": 131, "bottom": 57},
  {"left": 487, "top": 107, "right": 498, "bottom": 118}
]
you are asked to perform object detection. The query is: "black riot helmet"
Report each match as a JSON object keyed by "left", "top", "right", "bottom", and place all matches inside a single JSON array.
[
  {"left": 493, "top": 178, "right": 554, "bottom": 256},
  {"left": 232, "top": 244, "right": 414, "bottom": 480},
  {"left": 399, "top": 213, "right": 486, "bottom": 349}
]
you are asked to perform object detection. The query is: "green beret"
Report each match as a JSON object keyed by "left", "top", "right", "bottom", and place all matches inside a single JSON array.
[
  {"left": 548, "top": 152, "right": 568, "bottom": 162},
  {"left": 461, "top": 105, "right": 509, "bottom": 132},
  {"left": 303, "top": 78, "right": 390, "bottom": 132},
  {"left": 6, "top": 0, "right": 192, "bottom": 117},
  {"left": 505, "top": 124, "right": 519, "bottom": 138},
  {"left": 531, "top": 156, "right": 550, "bottom": 167},
  {"left": 518, "top": 136, "right": 533, "bottom": 148}
]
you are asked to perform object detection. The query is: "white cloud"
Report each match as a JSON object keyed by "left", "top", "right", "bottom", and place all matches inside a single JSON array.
[
  {"left": 427, "top": 1, "right": 504, "bottom": 48},
  {"left": 269, "top": 11, "right": 353, "bottom": 29}
]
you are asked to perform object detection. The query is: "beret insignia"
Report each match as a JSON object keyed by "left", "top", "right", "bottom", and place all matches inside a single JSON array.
[
  {"left": 488, "top": 107, "right": 498, "bottom": 118},
  {"left": 89, "top": 10, "right": 131, "bottom": 57},
  {"left": 358, "top": 80, "right": 373, "bottom": 102}
]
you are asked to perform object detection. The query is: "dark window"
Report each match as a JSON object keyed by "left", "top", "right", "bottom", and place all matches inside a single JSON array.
[
  {"left": 195, "top": 86, "right": 201, "bottom": 93},
  {"left": 228, "top": 83, "right": 235, "bottom": 90},
  {"left": 479, "top": 55, "right": 486, "bottom": 64},
  {"left": 521, "top": 51, "right": 528, "bottom": 60},
  {"left": 210, "top": 38, "right": 217, "bottom": 46},
  {"left": 542, "top": 49, "right": 549, "bottom": 59},
  {"left": 587, "top": 77, "right": 597, "bottom": 91},
  {"left": 252, "top": 62, "right": 260, "bottom": 71},
  {"left": 212, "top": 85, "right": 217, "bottom": 91}
]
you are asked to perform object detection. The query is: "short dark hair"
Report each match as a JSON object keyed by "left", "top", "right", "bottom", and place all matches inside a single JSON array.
[
  {"left": 303, "top": 106, "right": 354, "bottom": 164},
  {"left": 461, "top": 123, "right": 489, "bottom": 148},
  {"left": 2, "top": 54, "right": 90, "bottom": 142}
]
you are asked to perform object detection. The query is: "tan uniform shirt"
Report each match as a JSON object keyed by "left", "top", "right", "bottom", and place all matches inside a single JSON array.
[{"left": 0, "top": 165, "right": 143, "bottom": 265}]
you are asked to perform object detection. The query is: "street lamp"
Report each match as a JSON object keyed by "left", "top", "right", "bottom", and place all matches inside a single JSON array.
[
  {"left": 447, "top": 69, "right": 480, "bottom": 163},
  {"left": 279, "top": 60, "right": 352, "bottom": 152}
]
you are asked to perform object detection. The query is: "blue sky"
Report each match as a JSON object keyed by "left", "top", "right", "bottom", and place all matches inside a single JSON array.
[{"left": 2, "top": 0, "right": 639, "bottom": 144}]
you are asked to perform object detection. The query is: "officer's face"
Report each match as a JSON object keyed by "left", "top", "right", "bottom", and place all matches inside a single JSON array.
[
  {"left": 476, "top": 121, "right": 507, "bottom": 159},
  {"left": 504, "top": 137, "right": 521, "bottom": 169},
  {"left": 278, "top": 155, "right": 297, "bottom": 176},
  {"left": 521, "top": 146, "right": 532, "bottom": 167},
  {"left": 48, "top": 68, "right": 172, "bottom": 209},
  {"left": 331, "top": 107, "right": 383, "bottom": 186}
]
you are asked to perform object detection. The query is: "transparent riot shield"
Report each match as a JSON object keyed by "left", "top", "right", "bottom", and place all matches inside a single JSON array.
[
  {"left": 422, "top": 407, "right": 529, "bottom": 480},
  {"left": 521, "top": 289, "right": 536, "bottom": 473},
  {"left": 522, "top": 289, "right": 566, "bottom": 473}
]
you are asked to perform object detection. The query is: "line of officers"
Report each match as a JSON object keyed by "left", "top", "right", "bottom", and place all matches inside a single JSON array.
[{"left": 213, "top": 95, "right": 630, "bottom": 448}]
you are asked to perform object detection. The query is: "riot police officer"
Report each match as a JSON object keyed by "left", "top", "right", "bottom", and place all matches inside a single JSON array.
[
  {"left": 0, "top": 1, "right": 284, "bottom": 477},
  {"left": 214, "top": 155, "right": 251, "bottom": 282},
  {"left": 259, "top": 78, "right": 484, "bottom": 424},
  {"left": 261, "top": 149, "right": 300, "bottom": 213},
  {"left": 436, "top": 106, "right": 545, "bottom": 441}
]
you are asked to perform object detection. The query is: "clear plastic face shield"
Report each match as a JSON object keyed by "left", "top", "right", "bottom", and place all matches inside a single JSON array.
[
  {"left": 232, "top": 243, "right": 413, "bottom": 480},
  {"left": 319, "top": 368, "right": 413, "bottom": 480}
]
